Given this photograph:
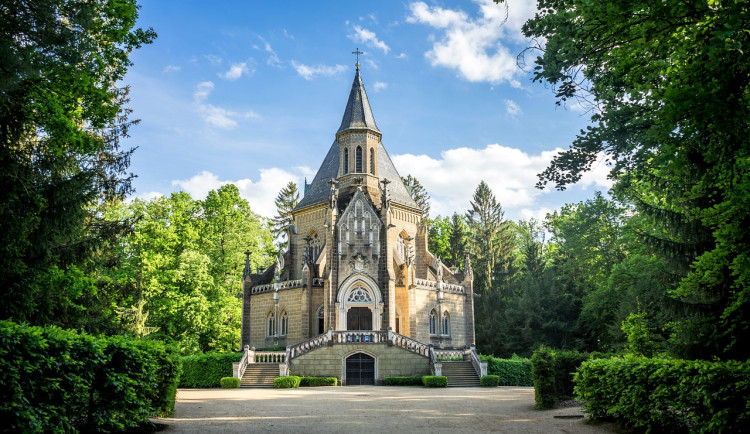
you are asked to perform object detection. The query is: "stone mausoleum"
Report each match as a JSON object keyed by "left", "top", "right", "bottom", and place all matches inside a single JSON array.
[{"left": 234, "top": 61, "right": 486, "bottom": 386}]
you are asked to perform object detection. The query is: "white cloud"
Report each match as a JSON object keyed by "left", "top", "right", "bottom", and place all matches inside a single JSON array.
[
  {"left": 349, "top": 26, "right": 390, "bottom": 54},
  {"left": 291, "top": 61, "right": 348, "bottom": 80},
  {"left": 192, "top": 82, "right": 258, "bottom": 129},
  {"left": 204, "top": 54, "right": 223, "bottom": 65},
  {"left": 406, "top": 0, "right": 537, "bottom": 84},
  {"left": 396, "top": 53, "right": 408, "bottom": 59},
  {"left": 162, "top": 65, "right": 180, "bottom": 73},
  {"left": 504, "top": 99, "right": 521, "bottom": 115},
  {"left": 373, "top": 81, "right": 388, "bottom": 92},
  {"left": 220, "top": 62, "right": 251, "bottom": 80},
  {"left": 130, "top": 191, "right": 163, "bottom": 203},
  {"left": 392, "top": 144, "right": 613, "bottom": 218},
  {"left": 171, "top": 169, "right": 300, "bottom": 217}
]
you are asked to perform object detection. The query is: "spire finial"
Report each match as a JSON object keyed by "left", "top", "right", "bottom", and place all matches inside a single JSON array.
[{"left": 352, "top": 47, "right": 364, "bottom": 69}]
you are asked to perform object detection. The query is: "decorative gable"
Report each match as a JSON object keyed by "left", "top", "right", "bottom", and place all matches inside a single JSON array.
[{"left": 336, "top": 189, "right": 381, "bottom": 283}]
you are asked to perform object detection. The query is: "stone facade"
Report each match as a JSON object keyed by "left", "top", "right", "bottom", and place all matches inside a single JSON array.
[{"left": 240, "top": 65, "right": 476, "bottom": 381}]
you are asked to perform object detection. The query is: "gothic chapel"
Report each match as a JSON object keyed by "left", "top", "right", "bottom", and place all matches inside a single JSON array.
[{"left": 237, "top": 61, "right": 484, "bottom": 386}]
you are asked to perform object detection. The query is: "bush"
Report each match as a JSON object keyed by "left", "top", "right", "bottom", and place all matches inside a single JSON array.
[
  {"left": 300, "top": 376, "right": 337, "bottom": 386},
  {"left": 0, "top": 320, "right": 181, "bottom": 432},
  {"left": 384, "top": 376, "right": 424, "bottom": 386},
  {"left": 220, "top": 377, "right": 241, "bottom": 388},
  {"left": 180, "top": 352, "right": 243, "bottom": 388},
  {"left": 480, "top": 375, "right": 500, "bottom": 387},
  {"left": 531, "top": 347, "right": 589, "bottom": 409},
  {"left": 273, "top": 376, "right": 301, "bottom": 388},
  {"left": 576, "top": 357, "right": 750, "bottom": 432},
  {"left": 480, "top": 355, "right": 533, "bottom": 386},
  {"left": 422, "top": 376, "right": 448, "bottom": 387}
]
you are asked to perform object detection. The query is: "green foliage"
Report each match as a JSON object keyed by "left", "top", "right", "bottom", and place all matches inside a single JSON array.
[
  {"left": 271, "top": 181, "right": 300, "bottom": 250},
  {"left": 273, "top": 376, "right": 301, "bottom": 388},
  {"left": 0, "top": 320, "right": 180, "bottom": 431},
  {"left": 179, "top": 352, "right": 242, "bottom": 388},
  {"left": 220, "top": 377, "right": 241, "bottom": 388},
  {"left": 531, "top": 347, "right": 589, "bottom": 409},
  {"left": 575, "top": 357, "right": 750, "bottom": 432},
  {"left": 402, "top": 174, "right": 431, "bottom": 219},
  {"left": 299, "top": 376, "right": 337, "bottom": 387},
  {"left": 480, "top": 375, "right": 500, "bottom": 387},
  {"left": 622, "top": 311, "right": 658, "bottom": 357},
  {"left": 479, "top": 355, "right": 532, "bottom": 386},
  {"left": 422, "top": 376, "right": 448, "bottom": 387},
  {"left": 384, "top": 376, "right": 424, "bottom": 386},
  {"left": 0, "top": 0, "right": 155, "bottom": 327},
  {"left": 524, "top": 0, "right": 750, "bottom": 360}
]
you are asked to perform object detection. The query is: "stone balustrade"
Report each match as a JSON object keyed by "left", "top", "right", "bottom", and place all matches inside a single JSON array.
[
  {"left": 332, "top": 330, "right": 386, "bottom": 344},
  {"left": 312, "top": 277, "right": 325, "bottom": 287},
  {"left": 251, "top": 279, "right": 304, "bottom": 294},
  {"left": 288, "top": 333, "right": 329, "bottom": 358},
  {"left": 391, "top": 332, "right": 430, "bottom": 357},
  {"left": 414, "top": 278, "right": 465, "bottom": 294},
  {"left": 434, "top": 348, "right": 465, "bottom": 361}
]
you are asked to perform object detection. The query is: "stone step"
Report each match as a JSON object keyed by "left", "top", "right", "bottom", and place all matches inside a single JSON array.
[{"left": 241, "top": 364, "right": 279, "bottom": 388}]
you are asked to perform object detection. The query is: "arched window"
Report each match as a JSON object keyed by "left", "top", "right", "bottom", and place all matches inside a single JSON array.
[
  {"left": 267, "top": 312, "right": 276, "bottom": 337},
  {"left": 280, "top": 312, "right": 288, "bottom": 336},
  {"left": 305, "top": 233, "right": 323, "bottom": 263},
  {"left": 442, "top": 311, "right": 450, "bottom": 336},
  {"left": 429, "top": 310, "right": 437, "bottom": 335},
  {"left": 317, "top": 305, "right": 325, "bottom": 335},
  {"left": 356, "top": 146, "right": 363, "bottom": 172},
  {"left": 343, "top": 148, "right": 349, "bottom": 174},
  {"left": 369, "top": 148, "right": 375, "bottom": 174}
]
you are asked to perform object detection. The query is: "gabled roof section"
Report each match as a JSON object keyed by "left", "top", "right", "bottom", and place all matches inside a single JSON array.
[
  {"left": 295, "top": 141, "right": 339, "bottom": 210},
  {"left": 337, "top": 68, "right": 380, "bottom": 134}
]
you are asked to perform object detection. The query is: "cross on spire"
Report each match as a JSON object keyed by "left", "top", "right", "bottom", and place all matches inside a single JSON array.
[{"left": 352, "top": 47, "right": 364, "bottom": 69}]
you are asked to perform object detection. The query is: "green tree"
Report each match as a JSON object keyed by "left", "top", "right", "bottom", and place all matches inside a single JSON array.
[
  {"left": 428, "top": 216, "right": 451, "bottom": 262},
  {"left": 0, "top": 0, "right": 155, "bottom": 325},
  {"left": 524, "top": 0, "right": 750, "bottom": 359},
  {"left": 271, "top": 182, "right": 300, "bottom": 251},
  {"left": 402, "top": 174, "right": 431, "bottom": 219},
  {"left": 447, "top": 213, "right": 468, "bottom": 269}
]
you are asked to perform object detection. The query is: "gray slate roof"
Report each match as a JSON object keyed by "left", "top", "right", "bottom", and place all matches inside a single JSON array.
[
  {"left": 337, "top": 68, "right": 380, "bottom": 134},
  {"left": 294, "top": 141, "right": 419, "bottom": 211}
]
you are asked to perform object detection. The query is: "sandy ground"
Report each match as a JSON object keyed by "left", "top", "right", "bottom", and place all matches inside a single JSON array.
[{"left": 155, "top": 386, "right": 620, "bottom": 433}]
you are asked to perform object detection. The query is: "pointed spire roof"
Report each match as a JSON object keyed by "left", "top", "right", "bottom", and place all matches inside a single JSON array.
[{"left": 337, "top": 67, "right": 380, "bottom": 134}]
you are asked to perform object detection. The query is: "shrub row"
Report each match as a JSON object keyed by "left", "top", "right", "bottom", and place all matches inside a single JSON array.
[
  {"left": 274, "top": 376, "right": 301, "bottom": 388},
  {"left": 220, "top": 377, "right": 241, "bottom": 388},
  {"left": 479, "top": 355, "right": 533, "bottom": 386},
  {"left": 422, "top": 376, "right": 448, "bottom": 387},
  {"left": 531, "top": 347, "right": 589, "bottom": 409},
  {"left": 480, "top": 375, "right": 500, "bottom": 387},
  {"left": 576, "top": 357, "right": 750, "bottom": 432},
  {"left": 0, "top": 320, "right": 180, "bottom": 432},
  {"left": 180, "top": 352, "right": 243, "bottom": 388},
  {"left": 300, "top": 376, "right": 337, "bottom": 387},
  {"left": 384, "top": 376, "right": 424, "bottom": 386}
]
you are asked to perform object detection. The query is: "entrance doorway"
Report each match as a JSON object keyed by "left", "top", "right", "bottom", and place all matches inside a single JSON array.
[
  {"left": 347, "top": 307, "right": 372, "bottom": 330},
  {"left": 345, "top": 353, "right": 375, "bottom": 385}
]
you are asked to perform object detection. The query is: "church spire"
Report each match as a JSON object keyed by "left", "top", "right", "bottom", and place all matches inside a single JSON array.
[{"left": 337, "top": 60, "right": 380, "bottom": 134}]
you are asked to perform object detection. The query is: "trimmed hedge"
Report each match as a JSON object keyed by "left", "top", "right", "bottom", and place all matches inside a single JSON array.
[
  {"left": 220, "top": 377, "right": 241, "bottom": 388},
  {"left": 0, "top": 320, "right": 181, "bottom": 432},
  {"left": 480, "top": 375, "right": 500, "bottom": 387},
  {"left": 300, "top": 376, "right": 337, "bottom": 387},
  {"left": 531, "top": 347, "right": 589, "bottom": 409},
  {"left": 274, "top": 376, "right": 301, "bottom": 388},
  {"left": 480, "top": 355, "right": 533, "bottom": 386},
  {"left": 422, "top": 376, "right": 448, "bottom": 387},
  {"left": 384, "top": 376, "right": 424, "bottom": 386},
  {"left": 576, "top": 357, "right": 750, "bottom": 432},
  {"left": 180, "top": 352, "right": 243, "bottom": 388}
]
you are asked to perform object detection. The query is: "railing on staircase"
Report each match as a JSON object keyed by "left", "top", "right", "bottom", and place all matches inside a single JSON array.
[
  {"left": 433, "top": 348, "right": 465, "bottom": 361},
  {"left": 233, "top": 345, "right": 287, "bottom": 379},
  {"left": 468, "top": 346, "right": 487, "bottom": 378}
]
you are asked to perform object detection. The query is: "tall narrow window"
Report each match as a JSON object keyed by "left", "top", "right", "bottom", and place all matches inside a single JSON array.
[
  {"left": 429, "top": 310, "right": 437, "bottom": 335},
  {"left": 343, "top": 148, "right": 349, "bottom": 174},
  {"left": 370, "top": 148, "right": 375, "bottom": 174},
  {"left": 356, "top": 146, "right": 363, "bottom": 172},
  {"left": 317, "top": 305, "right": 325, "bottom": 335},
  {"left": 280, "top": 312, "right": 288, "bottom": 336},
  {"left": 267, "top": 312, "right": 276, "bottom": 337},
  {"left": 442, "top": 311, "right": 450, "bottom": 336},
  {"left": 395, "top": 312, "right": 401, "bottom": 334}
]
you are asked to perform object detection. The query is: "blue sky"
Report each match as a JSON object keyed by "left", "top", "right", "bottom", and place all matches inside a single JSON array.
[{"left": 122, "top": 0, "right": 611, "bottom": 221}]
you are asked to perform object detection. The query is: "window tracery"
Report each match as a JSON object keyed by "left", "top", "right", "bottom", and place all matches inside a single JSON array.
[
  {"left": 347, "top": 287, "right": 373, "bottom": 303},
  {"left": 429, "top": 310, "right": 437, "bottom": 335}
]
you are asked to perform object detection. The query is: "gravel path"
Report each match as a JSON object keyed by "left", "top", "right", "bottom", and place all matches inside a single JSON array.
[{"left": 155, "top": 386, "right": 619, "bottom": 433}]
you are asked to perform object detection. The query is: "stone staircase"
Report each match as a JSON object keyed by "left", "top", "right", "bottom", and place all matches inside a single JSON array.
[
  {"left": 441, "top": 361, "right": 481, "bottom": 387},
  {"left": 241, "top": 364, "right": 278, "bottom": 388}
]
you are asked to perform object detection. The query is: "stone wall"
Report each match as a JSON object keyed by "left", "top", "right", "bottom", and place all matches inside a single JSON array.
[
  {"left": 290, "top": 344, "right": 430, "bottom": 385},
  {"left": 411, "top": 288, "right": 468, "bottom": 349},
  {"left": 249, "top": 288, "right": 307, "bottom": 349}
]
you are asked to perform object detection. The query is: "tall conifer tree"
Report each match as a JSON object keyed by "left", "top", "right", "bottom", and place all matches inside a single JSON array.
[{"left": 272, "top": 182, "right": 300, "bottom": 251}]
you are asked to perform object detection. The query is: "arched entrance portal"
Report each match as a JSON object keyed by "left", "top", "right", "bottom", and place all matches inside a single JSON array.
[
  {"left": 336, "top": 274, "right": 382, "bottom": 331},
  {"left": 345, "top": 353, "right": 375, "bottom": 385}
]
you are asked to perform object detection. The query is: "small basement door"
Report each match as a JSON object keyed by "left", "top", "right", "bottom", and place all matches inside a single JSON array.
[{"left": 345, "top": 353, "right": 375, "bottom": 385}]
